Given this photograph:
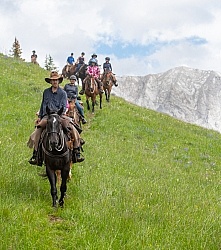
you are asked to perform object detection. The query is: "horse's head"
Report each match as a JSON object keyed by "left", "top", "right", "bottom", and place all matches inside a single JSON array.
[
  {"left": 67, "top": 100, "right": 75, "bottom": 118},
  {"left": 88, "top": 76, "right": 97, "bottom": 93},
  {"left": 104, "top": 71, "right": 114, "bottom": 85},
  {"left": 46, "top": 107, "right": 63, "bottom": 151}
]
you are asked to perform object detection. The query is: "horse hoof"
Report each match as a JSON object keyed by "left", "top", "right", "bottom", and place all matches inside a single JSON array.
[{"left": 59, "top": 201, "right": 64, "bottom": 208}]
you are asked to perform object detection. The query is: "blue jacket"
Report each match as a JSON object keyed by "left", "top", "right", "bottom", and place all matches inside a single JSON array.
[{"left": 67, "top": 56, "right": 75, "bottom": 64}]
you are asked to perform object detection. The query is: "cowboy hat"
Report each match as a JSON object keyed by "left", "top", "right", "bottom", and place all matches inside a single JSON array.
[{"left": 45, "top": 71, "right": 63, "bottom": 83}]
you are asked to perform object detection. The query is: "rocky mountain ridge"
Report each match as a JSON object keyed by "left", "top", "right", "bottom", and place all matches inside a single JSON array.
[{"left": 112, "top": 66, "right": 221, "bottom": 133}]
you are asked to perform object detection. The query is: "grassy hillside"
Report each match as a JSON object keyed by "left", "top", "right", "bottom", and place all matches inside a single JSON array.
[{"left": 1, "top": 53, "right": 221, "bottom": 249}]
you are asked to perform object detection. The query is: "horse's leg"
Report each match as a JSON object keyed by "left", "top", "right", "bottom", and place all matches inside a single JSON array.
[
  {"left": 108, "top": 89, "right": 110, "bottom": 102},
  {"left": 46, "top": 167, "right": 57, "bottom": 207},
  {"left": 86, "top": 99, "right": 90, "bottom": 110},
  {"left": 92, "top": 97, "right": 95, "bottom": 113},
  {"left": 100, "top": 94, "right": 102, "bottom": 109},
  {"left": 105, "top": 89, "right": 108, "bottom": 101},
  {"left": 68, "top": 162, "right": 72, "bottom": 181},
  {"left": 59, "top": 167, "right": 70, "bottom": 207}
]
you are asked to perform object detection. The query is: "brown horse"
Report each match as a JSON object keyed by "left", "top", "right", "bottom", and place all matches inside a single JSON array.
[
  {"left": 62, "top": 64, "right": 77, "bottom": 79},
  {"left": 85, "top": 76, "right": 102, "bottom": 113},
  {"left": 102, "top": 71, "right": 117, "bottom": 102},
  {"left": 66, "top": 99, "right": 83, "bottom": 128}
]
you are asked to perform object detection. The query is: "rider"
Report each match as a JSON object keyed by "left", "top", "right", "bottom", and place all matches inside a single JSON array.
[
  {"left": 66, "top": 53, "right": 75, "bottom": 73},
  {"left": 88, "top": 53, "right": 98, "bottom": 66},
  {"left": 101, "top": 57, "right": 118, "bottom": 86},
  {"left": 31, "top": 50, "right": 37, "bottom": 64},
  {"left": 79, "top": 58, "right": 104, "bottom": 95},
  {"left": 75, "top": 52, "right": 85, "bottom": 76},
  {"left": 27, "top": 71, "right": 85, "bottom": 166},
  {"left": 64, "top": 75, "right": 87, "bottom": 124}
]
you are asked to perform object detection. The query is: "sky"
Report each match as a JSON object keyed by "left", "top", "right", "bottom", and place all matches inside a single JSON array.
[{"left": 1, "top": 0, "right": 221, "bottom": 76}]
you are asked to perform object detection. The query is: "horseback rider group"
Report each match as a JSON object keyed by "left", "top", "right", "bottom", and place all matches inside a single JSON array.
[{"left": 27, "top": 52, "right": 118, "bottom": 167}]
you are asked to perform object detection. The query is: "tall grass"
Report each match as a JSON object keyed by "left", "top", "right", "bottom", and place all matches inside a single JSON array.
[{"left": 0, "top": 53, "right": 221, "bottom": 249}]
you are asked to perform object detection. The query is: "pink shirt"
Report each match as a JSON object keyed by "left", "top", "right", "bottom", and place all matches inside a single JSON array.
[{"left": 87, "top": 65, "right": 100, "bottom": 78}]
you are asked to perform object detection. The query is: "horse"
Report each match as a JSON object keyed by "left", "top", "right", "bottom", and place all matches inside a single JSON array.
[
  {"left": 102, "top": 71, "right": 116, "bottom": 102},
  {"left": 66, "top": 98, "right": 83, "bottom": 129},
  {"left": 62, "top": 64, "right": 77, "bottom": 79},
  {"left": 75, "top": 64, "right": 88, "bottom": 85},
  {"left": 41, "top": 107, "right": 72, "bottom": 207},
  {"left": 85, "top": 76, "right": 102, "bottom": 113}
]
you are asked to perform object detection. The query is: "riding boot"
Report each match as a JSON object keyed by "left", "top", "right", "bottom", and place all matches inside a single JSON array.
[
  {"left": 79, "top": 81, "right": 85, "bottom": 95},
  {"left": 80, "top": 138, "right": 85, "bottom": 146},
  {"left": 73, "top": 147, "right": 84, "bottom": 163},
  {"left": 81, "top": 115, "right": 87, "bottom": 124},
  {"left": 28, "top": 150, "right": 38, "bottom": 165}
]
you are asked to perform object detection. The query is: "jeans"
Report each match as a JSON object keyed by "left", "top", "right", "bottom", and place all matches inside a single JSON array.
[{"left": 75, "top": 100, "right": 84, "bottom": 117}]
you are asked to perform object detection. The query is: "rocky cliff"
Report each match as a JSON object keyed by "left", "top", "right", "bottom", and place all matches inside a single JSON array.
[{"left": 112, "top": 66, "right": 221, "bottom": 133}]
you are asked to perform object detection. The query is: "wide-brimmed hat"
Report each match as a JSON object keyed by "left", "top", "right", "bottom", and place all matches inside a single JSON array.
[{"left": 45, "top": 71, "right": 63, "bottom": 83}]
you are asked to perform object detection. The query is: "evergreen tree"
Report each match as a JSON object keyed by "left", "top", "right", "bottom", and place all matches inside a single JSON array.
[
  {"left": 44, "top": 54, "right": 58, "bottom": 71},
  {"left": 10, "top": 37, "right": 22, "bottom": 59}
]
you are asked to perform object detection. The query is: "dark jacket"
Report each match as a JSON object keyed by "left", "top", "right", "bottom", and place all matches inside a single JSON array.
[
  {"left": 64, "top": 83, "right": 78, "bottom": 100},
  {"left": 39, "top": 87, "right": 67, "bottom": 119}
]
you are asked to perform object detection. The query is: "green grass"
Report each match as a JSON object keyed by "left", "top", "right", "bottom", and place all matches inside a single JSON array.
[{"left": 0, "top": 53, "right": 221, "bottom": 249}]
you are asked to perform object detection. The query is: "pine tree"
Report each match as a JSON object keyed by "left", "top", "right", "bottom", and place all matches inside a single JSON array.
[
  {"left": 10, "top": 37, "right": 22, "bottom": 59},
  {"left": 44, "top": 54, "right": 58, "bottom": 71}
]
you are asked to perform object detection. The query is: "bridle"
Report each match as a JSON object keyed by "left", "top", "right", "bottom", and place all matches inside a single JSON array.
[{"left": 42, "top": 114, "right": 68, "bottom": 156}]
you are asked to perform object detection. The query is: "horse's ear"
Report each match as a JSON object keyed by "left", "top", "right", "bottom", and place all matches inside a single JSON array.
[
  {"left": 46, "top": 106, "right": 51, "bottom": 115},
  {"left": 58, "top": 107, "right": 63, "bottom": 116}
]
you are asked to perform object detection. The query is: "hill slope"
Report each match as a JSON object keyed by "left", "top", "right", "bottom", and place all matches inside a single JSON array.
[{"left": 1, "top": 54, "right": 221, "bottom": 249}]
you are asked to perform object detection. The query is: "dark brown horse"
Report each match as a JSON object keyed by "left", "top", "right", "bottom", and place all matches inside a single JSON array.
[
  {"left": 42, "top": 107, "right": 72, "bottom": 207},
  {"left": 62, "top": 64, "right": 77, "bottom": 79},
  {"left": 76, "top": 64, "right": 88, "bottom": 85},
  {"left": 85, "top": 76, "right": 102, "bottom": 113},
  {"left": 102, "top": 71, "right": 117, "bottom": 102}
]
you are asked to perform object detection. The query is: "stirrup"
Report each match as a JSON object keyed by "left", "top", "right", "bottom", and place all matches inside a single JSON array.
[{"left": 76, "top": 152, "right": 85, "bottom": 162}]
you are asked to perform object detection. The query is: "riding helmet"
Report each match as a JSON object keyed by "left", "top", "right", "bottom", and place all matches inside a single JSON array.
[
  {"left": 105, "top": 57, "right": 110, "bottom": 61},
  {"left": 70, "top": 75, "right": 77, "bottom": 80},
  {"left": 90, "top": 59, "right": 97, "bottom": 64}
]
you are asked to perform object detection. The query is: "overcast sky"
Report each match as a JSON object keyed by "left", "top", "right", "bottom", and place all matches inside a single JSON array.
[{"left": 1, "top": 0, "right": 221, "bottom": 76}]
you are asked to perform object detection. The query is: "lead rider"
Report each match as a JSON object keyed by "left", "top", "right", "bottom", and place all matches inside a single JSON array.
[{"left": 27, "top": 71, "right": 85, "bottom": 165}]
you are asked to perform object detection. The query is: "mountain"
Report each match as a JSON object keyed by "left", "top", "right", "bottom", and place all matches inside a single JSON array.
[{"left": 112, "top": 66, "right": 221, "bottom": 133}]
